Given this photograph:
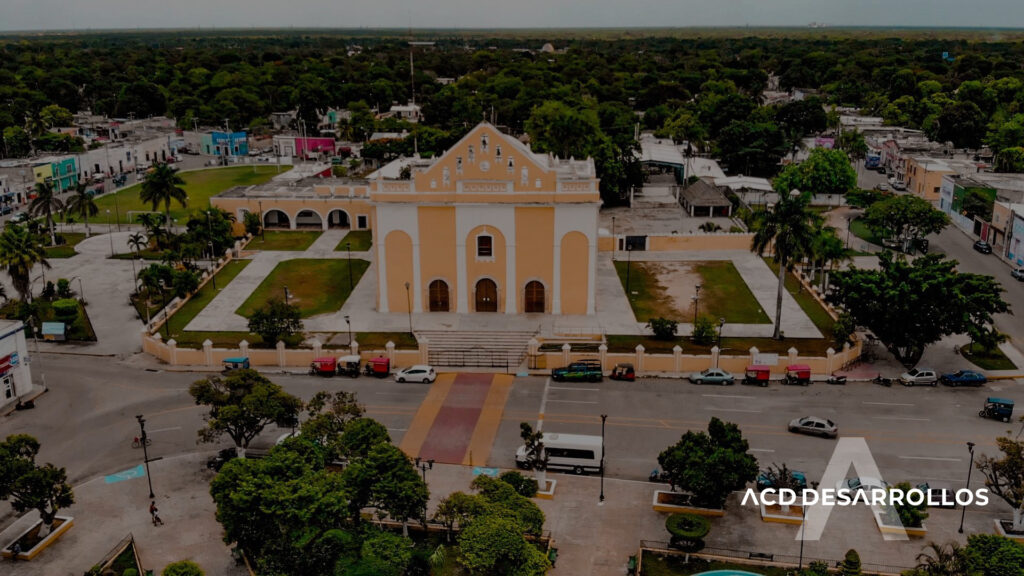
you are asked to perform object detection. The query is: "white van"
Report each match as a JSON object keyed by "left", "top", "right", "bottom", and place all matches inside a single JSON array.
[{"left": 515, "top": 433, "right": 603, "bottom": 475}]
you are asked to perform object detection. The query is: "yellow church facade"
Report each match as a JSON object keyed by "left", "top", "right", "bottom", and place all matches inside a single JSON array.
[{"left": 212, "top": 122, "right": 601, "bottom": 316}]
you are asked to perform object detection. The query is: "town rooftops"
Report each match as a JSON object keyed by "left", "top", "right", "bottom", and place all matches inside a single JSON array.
[
  {"left": 714, "top": 175, "right": 774, "bottom": 192},
  {"left": 679, "top": 179, "right": 731, "bottom": 207}
]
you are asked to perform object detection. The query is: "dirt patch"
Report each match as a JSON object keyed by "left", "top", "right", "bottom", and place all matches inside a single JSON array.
[{"left": 649, "top": 262, "right": 702, "bottom": 320}]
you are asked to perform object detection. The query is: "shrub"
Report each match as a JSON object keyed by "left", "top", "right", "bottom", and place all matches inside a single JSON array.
[
  {"left": 56, "top": 278, "right": 72, "bottom": 299},
  {"left": 840, "top": 549, "right": 862, "bottom": 576},
  {"left": 665, "top": 513, "right": 710, "bottom": 551},
  {"left": 498, "top": 470, "right": 539, "bottom": 498},
  {"left": 646, "top": 317, "right": 678, "bottom": 341},
  {"left": 692, "top": 315, "right": 717, "bottom": 345},
  {"left": 162, "top": 560, "right": 204, "bottom": 576},
  {"left": 698, "top": 221, "right": 722, "bottom": 232},
  {"left": 41, "top": 281, "right": 56, "bottom": 300},
  {"left": 247, "top": 298, "right": 303, "bottom": 345},
  {"left": 123, "top": 569, "right": 139, "bottom": 576},
  {"left": 52, "top": 298, "right": 79, "bottom": 322}
]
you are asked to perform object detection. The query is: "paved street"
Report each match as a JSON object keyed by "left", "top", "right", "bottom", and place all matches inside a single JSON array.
[
  {"left": 928, "top": 226, "right": 1024, "bottom": 353},
  {"left": 3, "top": 354, "right": 1022, "bottom": 574}
]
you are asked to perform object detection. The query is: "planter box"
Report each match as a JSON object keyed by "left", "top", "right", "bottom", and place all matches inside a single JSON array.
[
  {"left": 652, "top": 490, "right": 724, "bottom": 516},
  {"left": 534, "top": 479, "right": 557, "bottom": 500},
  {"left": 760, "top": 502, "right": 804, "bottom": 524},
  {"left": 994, "top": 519, "right": 1024, "bottom": 544},
  {"left": 873, "top": 509, "right": 926, "bottom": 537},
  {"left": 1, "top": 516, "right": 74, "bottom": 560}
]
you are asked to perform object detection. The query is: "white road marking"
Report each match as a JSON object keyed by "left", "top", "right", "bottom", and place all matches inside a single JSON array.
[
  {"left": 388, "top": 428, "right": 408, "bottom": 432},
  {"left": 147, "top": 427, "right": 181, "bottom": 434},
  {"left": 703, "top": 407, "right": 762, "bottom": 413},
  {"left": 872, "top": 416, "right": 930, "bottom": 421},
  {"left": 863, "top": 401, "right": 915, "bottom": 407},
  {"left": 537, "top": 378, "right": 551, "bottom": 431},
  {"left": 750, "top": 448, "right": 776, "bottom": 453},
  {"left": 547, "top": 399, "right": 599, "bottom": 404},
  {"left": 550, "top": 386, "right": 599, "bottom": 391},
  {"left": 702, "top": 394, "right": 754, "bottom": 399},
  {"left": 899, "top": 456, "right": 962, "bottom": 462}
]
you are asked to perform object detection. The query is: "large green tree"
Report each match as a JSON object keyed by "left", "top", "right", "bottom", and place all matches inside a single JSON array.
[
  {"left": 189, "top": 369, "right": 302, "bottom": 454},
  {"left": 861, "top": 194, "right": 950, "bottom": 247},
  {"left": 977, "top": 438, "right": 1024, "bottom": 533},
  {"left": 657, "top": 417, "right": 758, "bottom": 508},
  {"left": 829, "top": 253, "right": 1008, "bottom": 363},
  {"left": 0, "top": 434, "right": 75, "bottom": 533},
  {"left": 774, "top": 147, "right": 857, "bottom": 197}
]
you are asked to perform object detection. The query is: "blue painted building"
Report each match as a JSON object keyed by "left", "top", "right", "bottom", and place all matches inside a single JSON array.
[{"left": 200, "top": 131, "right": 248, "bottom": 156}]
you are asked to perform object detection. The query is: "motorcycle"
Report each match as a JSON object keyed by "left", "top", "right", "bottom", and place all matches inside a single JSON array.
[
  {"left": 14, "top": 399, "right": 35, "bottom": 410},
  {"left": 648, "top": 468, "right": 670, "bottom": 483},
  {"left": 826, "top": 374, "right": 847, "bottom": 385},
  {"left": 872, "top": 374, "right": 893, "bottom": 387}
]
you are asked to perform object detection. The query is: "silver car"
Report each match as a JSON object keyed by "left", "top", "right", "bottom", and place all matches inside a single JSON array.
[
  {"left": 899, "top": 368, "right": 938, "bottom": 387},
  {"left": 788, "top": 416, "right": 838, "bottom": 438}
]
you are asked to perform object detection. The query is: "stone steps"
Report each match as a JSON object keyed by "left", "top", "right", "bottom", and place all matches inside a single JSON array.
[{"left": 418, "top": 330, "right": 537, "bottom": 369}]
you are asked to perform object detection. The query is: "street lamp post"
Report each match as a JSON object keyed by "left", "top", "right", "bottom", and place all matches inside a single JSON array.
[
  {"left": 798, "top": 481, "right": 819, "bottom": 570},
  {"left": 345, "top": 315, "right": 353, "bottom": 350},
  {"left": 346, "top": 242, "right": 353, "bottom": 291},
  {"left": 599, "top": 413, "right": 608, "bottom": 505},
  {"left": 284, "top": 285, "right": 290, "bottom": 305},
  {"left": 136, "top": 414, "right": 155, "bottom": 498},
  {"left": 404, "top": 282, "right": 413, "bottom": 333},
  {"left": 257, "top": 200, "right": 265, "bottom": 241},
  {"left": 159, "top": 280, "right": 170, "bottom": 339},
  {"left": 625, "top": 246, "right": 633, "bottom": 297},
  {"left": 611, "top": 216, "right": 616, "bottom": 259},
  {"left": 106, "top": 210, "right": 114, "bottom": 257},
  {"left": 693, "top": 284, "right": 702, "bottom": 322},
  {"left": 959, "top": 441, "right": 976, "bottom": 533},
  {"left": 846, "top": 216, "right": 852, "bottom": 249},
  {"left": 69, "top": 276, "right": 85, "bottom": 304},
  {"left": 414, "top": 457, "right": 434, "bottom": 483},
  {"left": 208, "top": 241, "right": 217, "bottom": 290},
  {"left": 718, "top": 317, "right": 726, "bottom": 347}
]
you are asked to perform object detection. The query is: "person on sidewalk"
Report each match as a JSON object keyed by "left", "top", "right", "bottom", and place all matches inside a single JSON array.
[{"left": 150, "top": 501, "right": 163, "bottom": 526}]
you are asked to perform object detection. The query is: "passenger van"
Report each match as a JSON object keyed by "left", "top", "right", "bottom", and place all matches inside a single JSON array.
[{"left": 515, "top": 433, "right": 603, "bottom": 475}]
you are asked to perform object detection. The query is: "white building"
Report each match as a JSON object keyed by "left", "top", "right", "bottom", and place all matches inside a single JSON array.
[{"left": 0, "top": 320, "right": 33, "bottom": 409}]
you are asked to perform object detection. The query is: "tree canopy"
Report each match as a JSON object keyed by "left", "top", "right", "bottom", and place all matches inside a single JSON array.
[
  {"left": 189, "top": 369, "right": 303, "bottom": 451},
  {"left": 657, "top": 417, "right": 758, "bottom": 508}
]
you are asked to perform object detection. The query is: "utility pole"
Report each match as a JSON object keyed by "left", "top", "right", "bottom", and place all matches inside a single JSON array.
[{"left": 136, "top": 414, "right": 155, "bottom": 498}]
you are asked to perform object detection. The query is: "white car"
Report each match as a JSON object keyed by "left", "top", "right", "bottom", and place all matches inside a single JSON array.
[
  {"left": 396, "top": 365, "right": 436, "bottom": 383},
  {"left": 898, "top": 368, "right": 938, "bottom": 387},
  {"left": 836, "top": 476, "right": 889, "bottom": 494}
]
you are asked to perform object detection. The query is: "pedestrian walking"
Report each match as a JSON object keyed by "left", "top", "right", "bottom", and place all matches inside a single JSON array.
[{"left": 149, "top": 501, "right": 163, "bottom": 526}]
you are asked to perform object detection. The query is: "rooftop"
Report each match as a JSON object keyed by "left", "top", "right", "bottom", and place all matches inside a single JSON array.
[
  {"left": 680, "top": 179, "right": 731, "bottom": 207},
  {"left": 714, "top": 175, "right": 774, "bottom": 192}
]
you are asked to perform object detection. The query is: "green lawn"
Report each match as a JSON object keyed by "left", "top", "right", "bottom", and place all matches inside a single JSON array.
[
  {"left": 962, "top": 345, "right": 1018, "bottom": 370},
  {"left": 45, "top": 232, "right": 87, "bottom": 258},
  {"left": 694, "top": 261, "right": 770, "bottom": 324},
  {"left": 320, "top": 331, "right": 418, "bottom": 350},
  {"left": 93, "top": 166, "right": 286, "bottom": 224},
  {"left": 849, "top": 217, "right": 884, "bottom": 247},
  {"left": 112, "top": 248, "right": 166, "bottom": 261},
  {"left": 764, "top": 258, "right": 836, "bottom": 336},
  {"left": 614, "top": 260, "right": 684, "bottom": 321},
  {"left": 237, "top": 258, "right": 370, "bottom": 318},
  {"left": 248, "top": 230, "right": 322, "bottom": 251},
  {"left": 335, "top": 230, "right": 372, "bottom": 252},
  {"left": 166, "top": 259, "right": 252, "bottom": 331}
]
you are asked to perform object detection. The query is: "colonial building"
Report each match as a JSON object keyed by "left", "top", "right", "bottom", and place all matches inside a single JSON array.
[{"left": 211, "top": 122, "right": 601, "bottom": 316}]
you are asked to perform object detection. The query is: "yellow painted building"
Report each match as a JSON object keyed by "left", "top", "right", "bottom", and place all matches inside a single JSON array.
[
  {"left": 905, "top": 156, "right": 979, "bottom": 202},
  {"left": 212, "top": 122, "right": 601, "bottom": 315}
]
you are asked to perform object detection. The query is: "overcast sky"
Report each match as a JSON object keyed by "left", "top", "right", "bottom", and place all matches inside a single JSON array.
[{"left": 2, "top": 0, "right": 1023, "bottom": 32}]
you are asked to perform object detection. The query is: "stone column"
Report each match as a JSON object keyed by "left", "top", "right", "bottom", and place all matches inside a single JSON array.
[
  {"left": 635, "top": 344, "right": 645, "bottom": 374},
  {"left": 350, "top": 340, "right": 359, "bottom": 357},
  {"left": 203, "top": 339, "right": 214, "bottom": 366},
  {"left": 167, "top": 339, "right": 177, "bottom": 365},
  {"left": 277, "top": 340, "right": 287, "bottom": 367},
  {"left": 312, "top": 338, "right": 323, "bottom": 359},
  {"left": 673, "top": 345, "right": 682, "bottom": 376},
  {"left": 788, "top": 347, "right": 799, "bottom": 366},
  {"left": 385, "top": 341, "right": 395, "bottom": 365},
  {"left": 239, "top": 340, "right": 250, "bottom": 358},
  {"left": 710, "top": 345, "right": 720, "bottom": 369},
  {"left": 562, "top": 343, "right": 571, "bottom": 366},
  {"left": 826, "top": 348, "right": 836, "bottom": 374},
  {"left": 598, "top": 343, "right": 608, "bottom": 372}
]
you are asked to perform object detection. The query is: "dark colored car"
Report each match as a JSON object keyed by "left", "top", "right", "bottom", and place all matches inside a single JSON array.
[
  {"left": 973, "top": 240, "right": 993, "bottom": 254},
  {"left": 206, "top": 447, "right": 238, "bottom": 471},
  {"left": 917, "top": 482, "right": 957, "bottom": 509},
  {"left": 940, "top": 370, "right": 987, "bottom": 387},
  {"left": 551, "top": 360, "right": 602, "bottom": 382}
]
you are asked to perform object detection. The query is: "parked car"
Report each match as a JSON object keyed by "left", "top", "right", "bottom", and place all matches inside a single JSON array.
[
  {"left": 1011, "top": 268, "right": 1024, "bottom": 281},
  {"left": 836, "top": 476, "right": 889, "bottom": 494},
  {"left": 891, "top": 181, "right": 907, "bottom": 191},
  {"left": 874, "top": 183, "right": 890, "bottom": 192},
  {"left": 756, "top": 469, "right": 808, "bottom": 491},
  {"left": 0, "top": 205, "right": 12, "bottom": 216},
  {"left": 551, "top": 360, "right": 603, "bottom": 382},
  {"left": 9, "top": 212, "right": 28, "bottom": 223},
  {"left": 788, "top": 416, "right": 838, "bottom": 438},
  {"left": 973, "top": 240, "right": 993, "bottom": 254},
  {"left": 688, "top": 368, "right": 735, "bottom": 385},
  {"left": 940, "top": 370, "right": 987, "bottom": 387},
  {"left": 395, "top": 365, "right": 436, "bottom": 383},
  {"left": 899, "top": 368, "right": 938, "bottom": 386},
  {"left": 917, "top": 481, "right": 957, "bottom": 508}
]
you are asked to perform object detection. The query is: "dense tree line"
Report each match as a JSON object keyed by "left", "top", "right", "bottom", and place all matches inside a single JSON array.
[{"left": 4, "top": 32, "right": 1024, "bottom": 192}]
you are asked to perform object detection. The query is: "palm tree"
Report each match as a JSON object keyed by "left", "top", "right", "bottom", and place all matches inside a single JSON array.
[
  {"left": 128, "top": 232, "right": 148, "bottom": 256},
  {"left": 811, "top": 228, "right": 848, "bottom": 293},
  {"left": 915, "top": 542, "right": 966, "bottom": 576},
  {"left": 136, "top": 213, "right": 168, "bottom": 250},
  {"left": 750, "top": 189, "right": 820, "bottom": 340},
  {"left": 139, "top": 163, "right": 187, "bottom": 227},
  {"left": 66, "top": 182, "right": 99, "bottom": 237},
  {"left": 28, "top": 181, "right": 64, "bottom": 246},
  {"left": 0, "top": 224, "right": 51, "bottom": 301}
]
